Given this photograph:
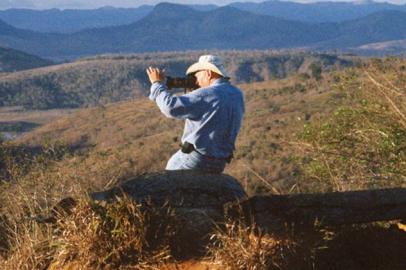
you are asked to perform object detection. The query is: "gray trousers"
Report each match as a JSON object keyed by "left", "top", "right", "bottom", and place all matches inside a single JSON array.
[{"left": 165, "top": 150, "right": 226, "bottom": 174}]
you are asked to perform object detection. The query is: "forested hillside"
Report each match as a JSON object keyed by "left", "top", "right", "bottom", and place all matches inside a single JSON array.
[
  {"left": 0, "top": 46, "right": 53, "bottom": 72},
  {"left": 0, "top": 51, "right": 352, "bottom": 109}
]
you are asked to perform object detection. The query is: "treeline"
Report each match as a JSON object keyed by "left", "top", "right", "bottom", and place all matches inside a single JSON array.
[{"left": 0, "top": 51, "right": 352, "bottom": 109}]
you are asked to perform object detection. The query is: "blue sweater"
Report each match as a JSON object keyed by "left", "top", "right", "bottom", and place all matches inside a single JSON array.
[{"left": 149, "top": 78, "right": 245, "bottom": 158}]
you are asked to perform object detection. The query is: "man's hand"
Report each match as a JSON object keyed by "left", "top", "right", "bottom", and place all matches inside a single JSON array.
[{"left": 146, "top": 67, "right": 165, "bottom": 84}]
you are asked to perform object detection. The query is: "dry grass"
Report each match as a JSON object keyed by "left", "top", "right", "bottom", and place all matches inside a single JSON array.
[
  {"left": 0, "top": 187, "right": 57, "bottom": 269},
  {"left": 297, "top": 58, "right": 406, "bottom": 192},
  {"left": 0, "top": 194, "right": 179, "bottom": 270},
  {"left": 51, "top": 198, "right": 175, "bottom": 270},
  {"left": 208, "top": 219, "right": 406, "bottom": 270},
  {"left": 0, "top": 106, "right": 76, "bottom": 124},
  {"left": 208, "top": 222, "right": 296, "bottom": 270}
]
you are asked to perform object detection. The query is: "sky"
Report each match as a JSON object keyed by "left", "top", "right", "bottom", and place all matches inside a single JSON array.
[{"left": 0, "top": 0, "right": 405, "bottom": 10}]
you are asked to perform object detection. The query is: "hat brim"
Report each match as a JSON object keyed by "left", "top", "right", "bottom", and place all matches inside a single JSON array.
[{"left": 186, "top": 62, "right": 228, "bottom": 78}]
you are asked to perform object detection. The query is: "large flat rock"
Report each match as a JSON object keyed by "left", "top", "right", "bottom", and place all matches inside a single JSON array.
[
  {"left": 90, "top": 170, "right": 247, "bottom": 209},
  {"left": 90, "top": 170, "right": 247, "bottom": 255}
]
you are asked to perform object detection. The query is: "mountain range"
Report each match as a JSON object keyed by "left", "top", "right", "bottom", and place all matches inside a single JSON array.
[
  {"left": 0, "top": 6, "right": 154, "bottom": 33},
  {"left": 229, "top": 0, "right": 406, "bottom": 23},
  {"left": 0, "top": 3, "right": 405, "bottom": 60},
  {"left": 0, "top": 1, "right": 405, "bottom": 33}
]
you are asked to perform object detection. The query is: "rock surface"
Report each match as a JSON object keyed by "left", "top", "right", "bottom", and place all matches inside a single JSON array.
[
  {"left": 226, "top": 187, "right": 406, "bottom": 232},
  {"left": 91, "top": 170, "right": 246, "bottom": 208},
  {"left": 90, "top": 170, "right": 247, "bottom": 254}
]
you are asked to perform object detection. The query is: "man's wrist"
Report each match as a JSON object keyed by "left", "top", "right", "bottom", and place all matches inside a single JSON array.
[{"left": 149, "top": 81, "right": 168, "bottom": 101}]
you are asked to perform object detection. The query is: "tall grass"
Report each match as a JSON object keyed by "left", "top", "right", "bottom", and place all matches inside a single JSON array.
[
  {"left": 50, "top": 198, "right": 175, "bottom": 269},
  {"left": 297, "top": 58, "right": 406, "bottom": 192},
  {"left": 0, "top": 193, "right": 178, "bottom": 269}
]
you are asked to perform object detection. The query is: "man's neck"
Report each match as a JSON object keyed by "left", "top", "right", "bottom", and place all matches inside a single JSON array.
[{"left": 209, "top": 77, "right": 224, "bottom": 86}]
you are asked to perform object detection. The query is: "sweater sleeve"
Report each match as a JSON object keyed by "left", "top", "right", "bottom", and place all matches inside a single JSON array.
[{"left": 149, "top": 82, "right": 207, "bottom": 120}]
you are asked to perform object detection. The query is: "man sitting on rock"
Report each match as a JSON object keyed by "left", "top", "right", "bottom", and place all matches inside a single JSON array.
[{"left": 146, "top": 55, "right": 245, "bottom": 173}]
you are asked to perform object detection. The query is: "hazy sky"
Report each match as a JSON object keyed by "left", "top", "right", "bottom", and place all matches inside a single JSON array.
[{"left": 0, "top": 0, "right": 405, "bottom": 10}]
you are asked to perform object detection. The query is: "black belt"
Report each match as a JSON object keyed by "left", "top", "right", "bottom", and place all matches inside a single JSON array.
[{"left": 180, "top": 142, "right": 233, "bottom": 163}]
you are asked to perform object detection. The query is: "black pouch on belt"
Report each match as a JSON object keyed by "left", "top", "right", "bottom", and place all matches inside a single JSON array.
[{"left": 181, "top": 142, "right": 195, "bottom": 154}]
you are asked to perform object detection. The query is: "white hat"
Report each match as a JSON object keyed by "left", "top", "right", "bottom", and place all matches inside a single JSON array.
[{"left": 186, "top": 55, "right": 229, "bottom": 78}]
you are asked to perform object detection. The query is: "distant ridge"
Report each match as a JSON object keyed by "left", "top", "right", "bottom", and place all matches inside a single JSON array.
[
  {"left": 0, "top": 6, "right": 154, "bottom": 33},
  {"left": 315, "top": 10, "right": 406, "bottom": 49},
  {"left": 356, "top": 39, "right": 406, "bottom": 55},
  {"left": 230, "top": 0, "right": 406, "bottom": 23},
  {"left": 0, "top": 3, "right": 405, "bottom": 59},
  {"left": 0, "top": 18, "right": 19, "bottom": 33}
]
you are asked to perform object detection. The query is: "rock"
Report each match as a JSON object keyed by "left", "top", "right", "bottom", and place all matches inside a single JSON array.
[
  {"left": 34, "top": 197, "right": 77, "bottom": 223},
  {"left": 91, "top": 170, "right": 246, "bottom": 207},
  {"left": 90, "top": 170, "right": 247, "bottom": 256},
  {"left": 226, "top": 187, "right": 406, "bottom": 233}
]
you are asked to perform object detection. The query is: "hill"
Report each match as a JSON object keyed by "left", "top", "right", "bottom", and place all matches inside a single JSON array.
[
  {"left": 1, "top": 3, "right": 405, "bottom": 59},
  {"left": 0, "top": 4, "right": 217, "bottom": 34},
  {"left": 0, "top": 57, "right": 405, "bottom": 269},
  {"left": 0, "top": 46, "right": 53, "bottom": 72},
  {"left": 315, "top": 10, "right": 406, "bottom": 49},
  {"left": 0, "top": 6, "right": 153, "bottom": 33},
  {"left": 1, "top": 56, "right": 401, "bottom": 206},
  {"left": 230, "top": 0, "right": 406, "bottom": 23},
  {"left": 0, "top": 51, "right": 352, "bottom": 109},
  {"left": 0, "top": 19, "right": 60, "bottom": 58},
  {"left": 11, "top": 70, "right": 341, "bottom": 193},
  {"left": 355, "top": 39, "right": 406, "bottom": 55}
]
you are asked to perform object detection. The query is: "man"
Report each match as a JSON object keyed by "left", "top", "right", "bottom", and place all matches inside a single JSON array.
[{"left": 146, "top": 55, "right": 244, "bottom": 173}]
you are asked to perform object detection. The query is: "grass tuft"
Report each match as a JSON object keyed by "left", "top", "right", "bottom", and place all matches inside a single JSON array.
[{"left": 208, "top": 221, "right": 297, "bottom": 270}]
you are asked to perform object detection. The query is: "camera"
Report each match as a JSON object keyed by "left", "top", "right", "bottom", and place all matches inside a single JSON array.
[{"left": 166, "top": 74, "right": 198, "bottom": 92}]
